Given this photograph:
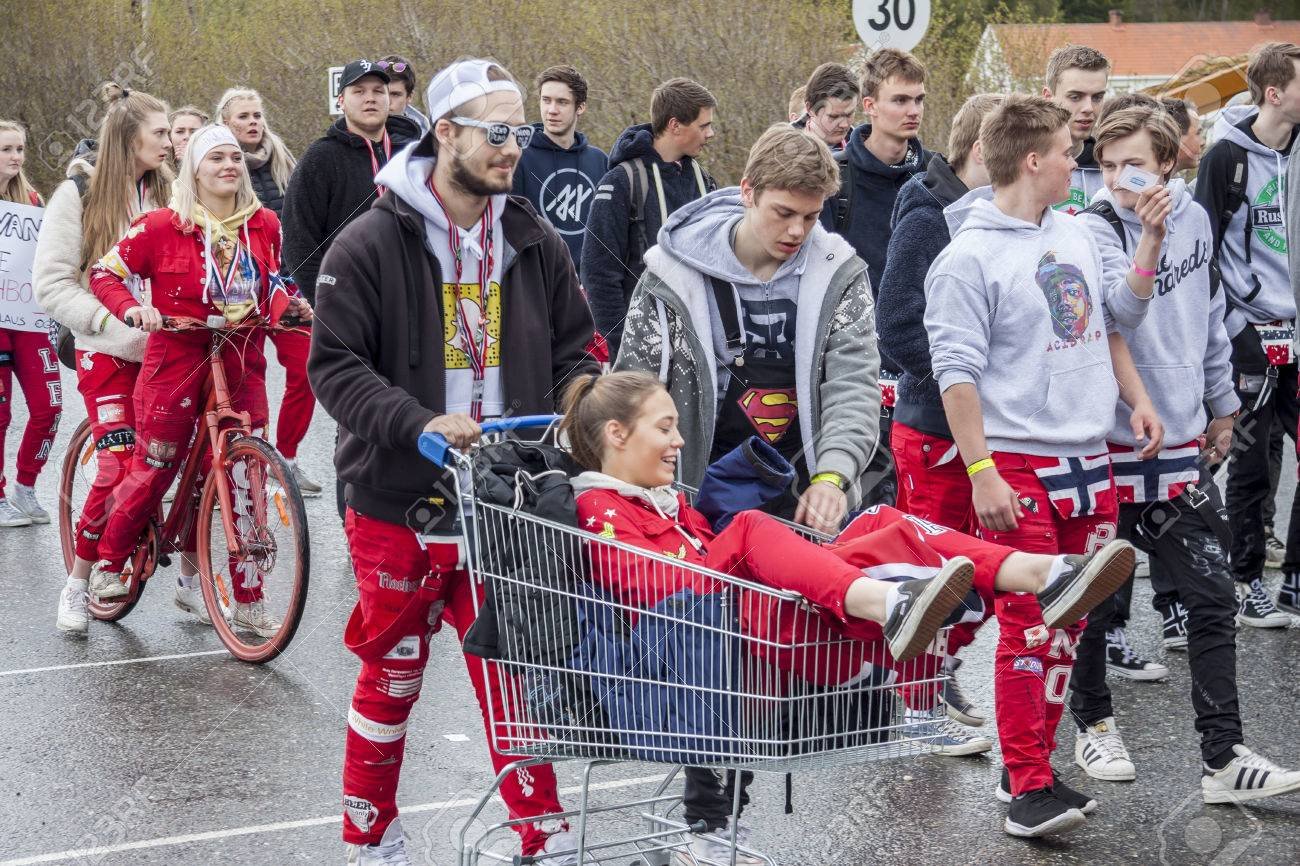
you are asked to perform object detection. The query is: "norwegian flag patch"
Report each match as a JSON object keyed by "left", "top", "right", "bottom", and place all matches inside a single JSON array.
[
  {"left": 1024, "top": 453, "right": 1116, "bottom": 520},
  {"left": 1257, "top": 320, "right": 1295, "bottom": 367},
  {"left": 1109, "top": 441, "right": 1201, "bottom": 504}
]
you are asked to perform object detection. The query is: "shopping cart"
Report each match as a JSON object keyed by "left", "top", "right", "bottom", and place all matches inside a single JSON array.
[{"left": 419, "top": 416, "right": 954, "bottom": 865}]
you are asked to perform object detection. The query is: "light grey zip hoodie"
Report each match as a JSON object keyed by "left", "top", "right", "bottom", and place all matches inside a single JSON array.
[
  {"left": 1203, "top": 106, "right": 1293, "bottom": 336},
  {"left": 925, "top": 189, "right": 1150, "bottom": 456},
  {"left": 614, "top": 187, "right": 879, "bottom": 502},
  {"left": 1081, "top": 181, "right": 1240, "bottom": 446},
  {"left": 1288, "top": 126, "right": 1300, "bottom": 322}
]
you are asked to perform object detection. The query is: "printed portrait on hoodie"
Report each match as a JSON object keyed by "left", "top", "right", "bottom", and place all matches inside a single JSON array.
[{"left": 1035, "top": 252, "right": 1093, "bottom": 342}]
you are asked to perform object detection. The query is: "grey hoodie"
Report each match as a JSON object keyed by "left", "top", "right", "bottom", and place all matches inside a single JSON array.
[
  {"left": 926, "top": 191, "right": 1150, "bottom": 456},
  {"left": 614, "top": 186, "right": 880, "bottom": 503},
  {"left": 1288, "top": 129, "right": 1300, "bottom": 318},
  {"left": 1197, "top": 106, "right": 1294, "bottom": 337},
  {"left": 1081, "top": 181, "right": 1240, "bottom": 446}
]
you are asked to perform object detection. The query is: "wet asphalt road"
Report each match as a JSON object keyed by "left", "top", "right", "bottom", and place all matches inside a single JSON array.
[{"left": 3, "top": 363, "right": 1300, "bottom": 866}]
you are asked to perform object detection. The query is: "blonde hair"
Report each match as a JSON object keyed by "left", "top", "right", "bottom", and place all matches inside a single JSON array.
[
  {"left": 560, "top": 372, "right": 665, "bottom": 471},
  {"left": 168, "top": 124, "right": 260, "bottom": 226},
  {"left": 81, "top": 82, "right": 174, "bottom": 267},
  {"left": 1093, "top": 106, "right": 1181, "bottom": 179},
  {"left": 979, "top": 94, "right": 1071, "bottom": 188},
  {"left": 947, "top": 93, "right": 1004, "bottom": 175},
  {"left": 168, "top": 105, "right": 209, "bottom": 127},
  {"left": 215, "top": 88, "right": 297, "bottom": 194},
  {"left": 788, "top": 85, "right": 807, "bottom": 120},
  {"left": 744, "top": 123, "right": 840, "bottom": 199},
  {"left": 0, "top": 120, "right": 41, "bottom": 206}
]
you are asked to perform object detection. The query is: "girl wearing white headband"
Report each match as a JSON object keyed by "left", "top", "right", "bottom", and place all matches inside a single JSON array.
[{"left": 75, "top": 123, "right": 309, "bottom": 638}]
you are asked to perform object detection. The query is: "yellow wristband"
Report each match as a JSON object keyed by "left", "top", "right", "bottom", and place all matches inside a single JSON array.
[
  {"left": 966, "top": 458, "right": 995, "bottom": 478},
  {"left": 810, "top": 471, "right": 847, "bottom": 490}
]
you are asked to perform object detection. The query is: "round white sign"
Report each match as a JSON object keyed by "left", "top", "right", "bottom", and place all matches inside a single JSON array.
[{"left": 853, "top": 0, "right": 931, "bottom": 52}]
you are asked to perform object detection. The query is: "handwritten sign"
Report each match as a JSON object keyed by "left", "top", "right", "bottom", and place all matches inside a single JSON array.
[{"left": 0, "top": 200, "right": 50, "bottom": 334}]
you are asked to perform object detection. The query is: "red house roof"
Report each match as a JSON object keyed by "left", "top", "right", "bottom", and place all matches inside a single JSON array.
[{"left": 988, "top": 12, "right": 1300, "bottom": 81}]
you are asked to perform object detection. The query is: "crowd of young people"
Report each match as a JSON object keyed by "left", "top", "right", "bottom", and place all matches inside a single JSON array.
[{"left": 5, "top": 37, "right": 1300, "bottom": 866}]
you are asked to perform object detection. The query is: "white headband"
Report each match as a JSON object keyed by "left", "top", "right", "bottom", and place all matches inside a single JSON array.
[{"left": 188, "top": 124, "right": 239, "bottom": 166}]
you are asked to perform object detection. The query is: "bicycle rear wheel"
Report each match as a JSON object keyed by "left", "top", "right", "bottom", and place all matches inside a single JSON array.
[
  {"left": 197, "top": 435, "right": 309, "bottom": 663},
  {"left": 57, "top": 418, "right": 151, "bottom": 622}
]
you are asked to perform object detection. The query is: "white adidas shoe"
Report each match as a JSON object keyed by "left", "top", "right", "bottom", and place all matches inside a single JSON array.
[
  {"left": 1075, "top": 717, "right": 1136, "bottom": 781},
  {"left": 1202, "top": 744, "right": 1300, "bottom": 804},
  {"left": 232, "top": 600, "right": 282, "bottom": 637},
  {"left": 174, "top": 584, "right": 212, "bottom": 624},
  {"left": 56, "top": 578, "right": 89, "bottom": 635},
  {"left": 88, "top": 561, "right": 128, "bottom": 599}
]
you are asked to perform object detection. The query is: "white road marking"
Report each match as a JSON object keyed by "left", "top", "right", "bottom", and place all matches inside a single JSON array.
[
  {"left": 443, "top": 733, "right": 470, "bottom": 742},
  {"left": 0, "top": 650, "right": 227, "bottom": 678},
  {"left": 0, "top": 775, "right": 666, "bottom": 865}
]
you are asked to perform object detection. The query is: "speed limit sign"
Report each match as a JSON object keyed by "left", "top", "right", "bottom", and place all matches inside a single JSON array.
[{"left": 853, "top": 0, "right": 931, "bottom": 52}]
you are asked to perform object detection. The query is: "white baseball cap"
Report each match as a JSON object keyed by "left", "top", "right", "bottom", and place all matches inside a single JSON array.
[{"left": 424, "top": 58, "right": 521, "bottom": 123}]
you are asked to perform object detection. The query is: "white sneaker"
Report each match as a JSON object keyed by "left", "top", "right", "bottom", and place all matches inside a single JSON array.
[
  {"left": 672, "top": 822, "right": 766, "bottom": 866},
  {"left": 88, "top": 561, "right": 128, "bottom": 599},
  {"left": 0, "top": 498, "right": 32, "bottom": 527},
  {"left": 232, "top": 600, "right": 282, "bottom": 637},
  {"left": 346, "top": 818, "right": 409, "bottom": 865},
  {"left": 291, "top": 461, "right": 323, "bottom": 497},
  {"left": 174, "top": 583, "right": 212, "bottom": 624},
  {"left": 536, "top": 830, "right": 581, "bottom": 865},
  {"left": 1075, "top": 717, "right": 1136, "bottom": 781},
  {"left": 904, "top": 705, "right": 994, "bottom": 756},
  {"left": 1202, "top": 744, "right": 1300, "bottom": 804},
  {"left": 11, "top": 484, "right": 49, "bottom": 523},
  {"left": 56, "top": 578, "right": 89, "bottom": 635}
]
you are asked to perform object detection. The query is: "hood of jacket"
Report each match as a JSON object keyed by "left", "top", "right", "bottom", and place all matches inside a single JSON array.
[
  {"left": 942, "top": 184, "right": 996, "bottom": 236},
  {"left": 326, "top": 113, "right": 421, "bottom": 151},
  {"left": 656, "top": 187, "right": 810, "bottom": 285},
  {"left": 375, "top": 137, "right": 509, "bottom": 261},
  {"left": 527, "top": 123, "right": 591, "bottom": 154},
  {"left": 892, "top": 153, "right": 968, "bottom": 227},
  {"left": 845, "top": 122, "right": 926, "bottom": 179},
  {"left": 571, "top": 471, "right": 682, "bottom": 517}
]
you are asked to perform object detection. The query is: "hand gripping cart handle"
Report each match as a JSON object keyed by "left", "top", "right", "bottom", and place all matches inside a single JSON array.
[{"left": 418, "top": 414, "right": 564, "bottom": 469}]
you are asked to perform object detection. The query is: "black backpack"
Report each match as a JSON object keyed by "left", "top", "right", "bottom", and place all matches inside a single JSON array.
[
  {"left": 832, "top": 149, "right": 855, "bottom": 233},
  {"left": 1082, "top": 196, "right": 1224, "bottom": 298}
]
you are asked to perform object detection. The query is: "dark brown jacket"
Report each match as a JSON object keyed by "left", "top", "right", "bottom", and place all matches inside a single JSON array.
[{"left": 308, "top": 186, "right": 597, "bottom": 529}]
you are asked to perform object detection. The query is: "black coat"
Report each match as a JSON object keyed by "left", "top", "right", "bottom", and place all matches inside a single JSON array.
[
  {"left": 281, "top": 114, "right": 421, "bottom": 302},
  {"left": 306, "top": 168, "right": 598, "bottom": 528},
  {"left": 247, "top": 160, "right": 285, "bottom": 217}
]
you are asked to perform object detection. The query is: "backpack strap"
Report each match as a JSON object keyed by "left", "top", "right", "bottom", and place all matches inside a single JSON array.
[
  {"left": 1221, "top": 141, "right": 1249, "bottom": 263},
  {"left": 1081, "top": 200, "right": 1128, "bottom": 253},
  {"left": 691, "top": 161, "right": 707, "bottom": 197},
  {"left": 649, "top": 163, "right": 669, "bottom": 223},
  {"left": 833, "top": 149, "right": 854, "bottom": 232},
  {"left": 707, "top": 275, "right": 745, "bottom": 361},
  {"left": 622, "top": 160, "right": 651, "bottom": 260}
]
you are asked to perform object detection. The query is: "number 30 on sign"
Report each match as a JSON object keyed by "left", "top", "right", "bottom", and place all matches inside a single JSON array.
[{"left": 853, "top": 0, "right": 931, "bottom": 52}]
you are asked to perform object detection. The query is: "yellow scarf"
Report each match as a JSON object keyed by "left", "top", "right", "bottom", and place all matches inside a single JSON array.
[{"left": 191, "top": 201, "right": 262, "bottom": 322}]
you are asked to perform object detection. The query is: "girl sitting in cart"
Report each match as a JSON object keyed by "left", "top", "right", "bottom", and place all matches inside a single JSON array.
[{"left": 559, "top": 371, "right": 1134, "bottom": 864}]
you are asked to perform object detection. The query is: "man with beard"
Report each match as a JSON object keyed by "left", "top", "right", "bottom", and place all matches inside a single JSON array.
[
  {"left": 308, "top": 58, "right": 597, "bottom": 866},
  {"left": 512, "top": 64, "right": 607, "bottom": 265}
]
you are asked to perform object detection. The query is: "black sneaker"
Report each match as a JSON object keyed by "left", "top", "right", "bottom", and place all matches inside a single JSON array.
[
  {"left": 1236, "top": 578, "right": 1291, "bottom": 628},
  {"left": 996, "top": 769, "right": 1098, "bottom": 815},
  {"left": 1004, "top": 787, "right": 1086, "bottom": 838},
  {"left": 1036, "top": 540, "right": 1136, "bottom": 629},
  {"left": 941, "top": 656, "right": 986, "bottom": 727},
  {"left": 883, "top": 557, "right": 974, "bottom": 663},
  {"left": 1105, "top": 626, "right": 1169, "bottom": 681},
  {"left": 1278, "top": 573, "right": 1300, "bottom": 617},
  {"left": 1159, "top": 601, "right": 1188, "bottom": 651}
]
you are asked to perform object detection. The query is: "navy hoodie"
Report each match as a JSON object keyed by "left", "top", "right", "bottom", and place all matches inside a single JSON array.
[
  {"left": 580, "top": 123, "right": 716, "bottom": 355},
  {"left": 512, "top": 122, "right": 608, "bottom": 265},
  {"left": 820, "top": 122, "right": 931, "bottom": 372},
  {"left": 877, "top": 154, "right": 969, "bottom": 439}
]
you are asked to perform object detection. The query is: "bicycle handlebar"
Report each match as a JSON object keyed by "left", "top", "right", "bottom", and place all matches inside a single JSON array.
[
  {"left": 123, "top": 313, "right": 309, "bottom": 331},
  {"left": 418, "top": 414, "right": 562, "bottom": 468}
]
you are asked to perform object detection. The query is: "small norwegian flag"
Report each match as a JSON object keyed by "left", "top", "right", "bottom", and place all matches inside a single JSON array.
[
  {"left": 1257, "top": 320, "right": 1295, "bottom": 367},
  {"left": 265, "top": 272, "right": 296, "bottom": 325},
  {"left": 1109, "top": 441, "right": 1201, "bottom": 504},
  {"left": 1024, "top": 453, "right": 1116, "bottom": 519}
]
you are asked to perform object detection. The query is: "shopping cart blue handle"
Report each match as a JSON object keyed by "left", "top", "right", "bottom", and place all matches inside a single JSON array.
[{"left": 417, "top": 414, "right": 563, "bottom": 468}]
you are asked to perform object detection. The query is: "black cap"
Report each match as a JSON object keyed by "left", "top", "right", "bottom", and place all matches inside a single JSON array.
[{"left": 339, "top": 59, "right": 391, "bottom": 90}]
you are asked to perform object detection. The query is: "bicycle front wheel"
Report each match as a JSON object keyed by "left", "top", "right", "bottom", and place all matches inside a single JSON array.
[{"left": 197, "top": 436, "right": 309, "bottom": 663}]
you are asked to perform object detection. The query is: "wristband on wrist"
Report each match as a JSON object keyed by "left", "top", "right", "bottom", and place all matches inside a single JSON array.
[
  {"left": 810, "top": 471, "right": 847, "bottom": 491},
  {"left": 966, "top": 457, "right": 996, "bottom": 478},
  {"left": 1132, "top": 263, "right": 1156, "bottom": 278}
]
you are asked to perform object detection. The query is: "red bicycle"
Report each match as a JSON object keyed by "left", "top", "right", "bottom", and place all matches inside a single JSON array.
[{"left": 58, "top": 315, "right": 310, "bottom": 663}]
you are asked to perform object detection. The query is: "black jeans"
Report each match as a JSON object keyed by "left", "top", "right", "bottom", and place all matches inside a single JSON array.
[
  {"left": 1069, "top": 479, "right": 1243, "bottom": 762},
  {"left": 861, "top": 416, "right": 897, "bottom": 509},
  {"left": 1227, "top": 361, "right": 1300, "bottom": 582},
  {"left": 683, "top": 767, "right": 753, "bottom": 832}
]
